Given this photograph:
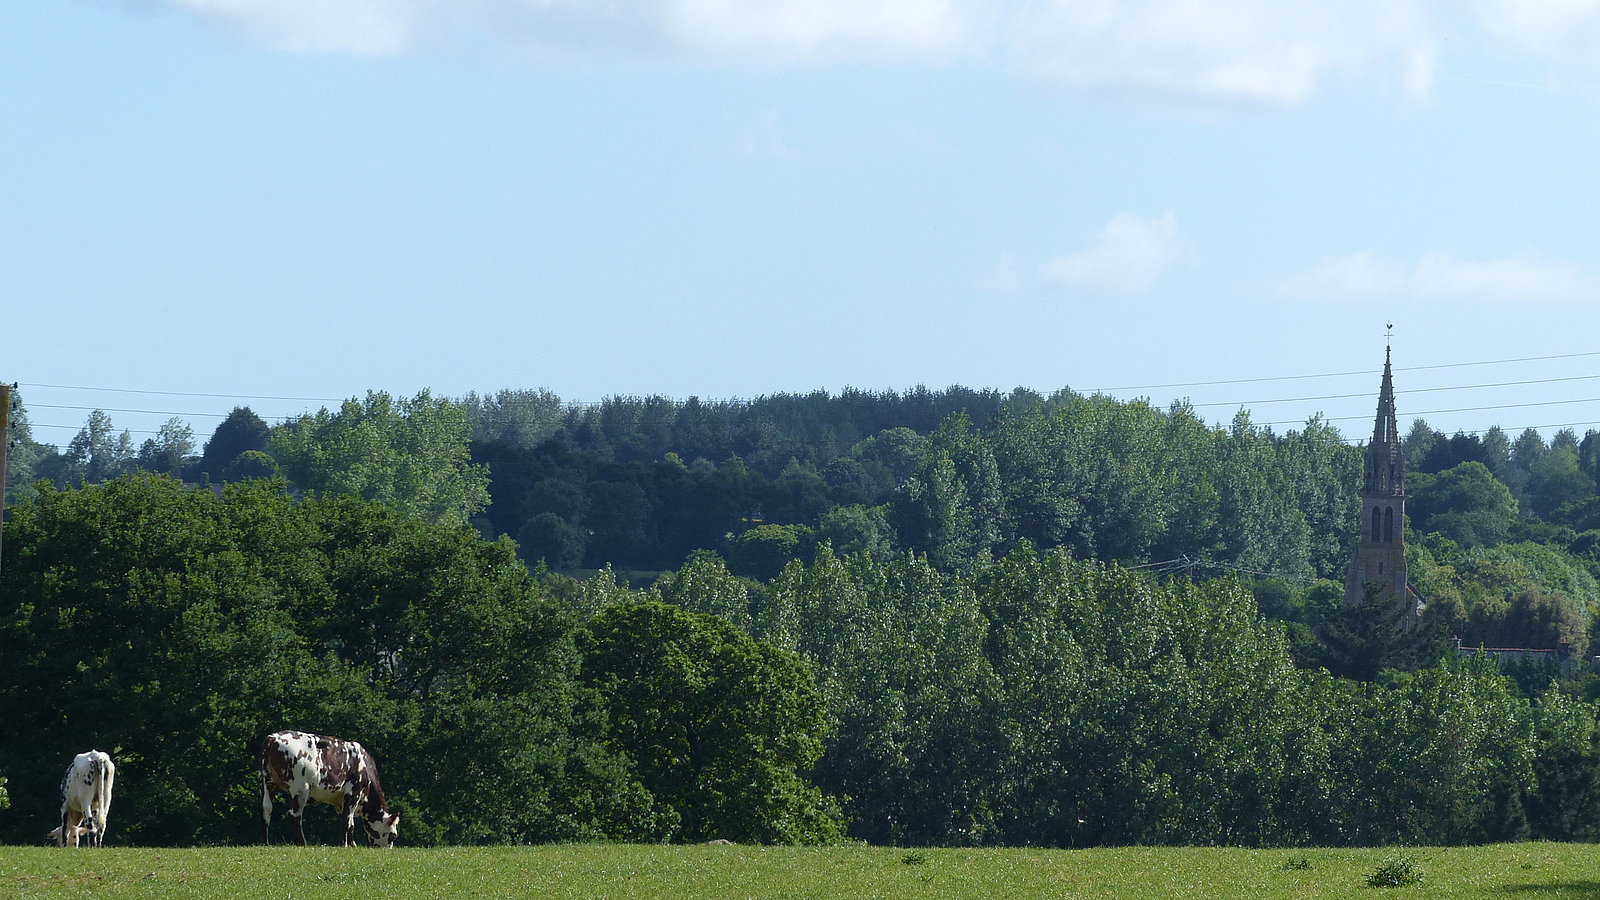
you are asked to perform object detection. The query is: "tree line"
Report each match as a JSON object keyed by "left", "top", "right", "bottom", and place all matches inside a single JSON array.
[
  {"left": 2, "top": 474, "right": 1599, "bottom": 847},
  {"left": 8, "top": 384, "right": 1600, "bottom": 845},
  {"left": 11, "top": 384, "right": 1600, "bottom": 661}
]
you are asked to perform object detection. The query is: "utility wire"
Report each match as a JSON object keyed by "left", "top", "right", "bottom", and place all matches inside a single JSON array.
[
  {"left": 1261, "top": 397, "right": 1600, "bottom": 425},
  {"left": 21, "top": 370, "right": 1600, "bottom": 424},
  {"left": 1188, "top": 374, "right": 1600, "bottom": 409},
  {"left": 18, "top": 383, "right": 344, "bottom": 403},
  {"left": 1084, "top": 350, "right": 1600, "bottom": 393},
  {"left": 16, "top": 349, "right": 1600, "bottom": 443},
  {"left": 17, "top": 348, "right": 1600, "bottom": 409},
  {"left": 29, "top": 404, "right": 249, "bottom": 419}
]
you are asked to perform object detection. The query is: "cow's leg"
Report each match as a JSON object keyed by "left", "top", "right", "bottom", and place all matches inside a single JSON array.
[
  {"left": 260, "top": 780, "right": 273, "bottom": 844},
  {"left": 342, "top": 793, "right": 358, "bottom": 847},
  {"left": 84, "top": 804, "right": 102, "bottom": 848},
  {"left": 288, "top": 797, "right": 308, "bottom": 847},
  {"left": 63, "top": 811, "right": 84, "bottom": 848}
]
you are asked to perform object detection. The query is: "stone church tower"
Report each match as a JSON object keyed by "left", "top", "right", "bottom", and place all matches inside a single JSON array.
[{"left": 1344, "top": 346, "right": 1423, "bottom": 625}]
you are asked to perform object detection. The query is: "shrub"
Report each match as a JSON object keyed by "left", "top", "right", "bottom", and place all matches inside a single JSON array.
[{"left": 1367, "top": 855, "right": 1425, "bottom": 887}]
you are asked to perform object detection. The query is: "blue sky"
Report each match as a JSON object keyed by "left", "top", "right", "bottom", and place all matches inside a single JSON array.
[{"left": 6, "top": 1, "right": 1600, "bottom": 450}]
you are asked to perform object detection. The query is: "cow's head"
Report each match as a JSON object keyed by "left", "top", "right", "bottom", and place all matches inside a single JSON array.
[
  {"left": 363, "top": 811, "right": 400, "bottom": 848},
  {"left": 45, "top": 825, "right": 89, "bottom": 847}
]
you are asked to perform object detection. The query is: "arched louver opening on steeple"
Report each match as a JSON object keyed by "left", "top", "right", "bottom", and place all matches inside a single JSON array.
[
  {"left": 1384, "top": 507, "right": 1394, "bottom": 543},
  {"left": 1372, "top": 507, "right": 1381, "bottom": 542}
]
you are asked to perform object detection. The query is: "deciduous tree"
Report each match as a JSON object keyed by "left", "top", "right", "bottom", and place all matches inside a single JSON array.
[
  {"left": 270, "top": 390, "right": 490, "bottom": 527},
  {"left": 577, "top": 600, "right": 844, "bottom": 844}
]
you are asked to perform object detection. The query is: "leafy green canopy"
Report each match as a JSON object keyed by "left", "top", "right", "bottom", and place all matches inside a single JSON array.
[
  {"left": 270, "top": 390, "right": 490, "bottom": 528},
  {"left": 578, "top": 601, "right": 844, "bottom": 844},
  {"left": 3, "top": 471, "right": 1595, "bottom": 850},
  {"left": 694, "top": 543, "right": 1559, "bottom": 848},
  {"left": 0, "top": 475, "right": 659, "bottom": 845}
]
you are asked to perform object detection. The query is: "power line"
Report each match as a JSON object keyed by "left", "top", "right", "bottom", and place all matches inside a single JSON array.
[
  {"left": 1257, "top": 398, "right": 1600, "bottom": 429},
  {"left": 17, "top": 349, "right": 1600, "bottom": 409},
  {"left": 29, "top": 404, "right": 249, "bottom": 420},
  {"left": 28, "top": 426, "right": 163, "bottom": 437},
  {"left": 1259, "top": 418, "right": 1600, "bottom": 443},
  {"left": 1402, "top": 421, "right": 1600, "bottom": 439},
  {"left": 30, "top": 375, "right": 1600, "bottom": 424},
  {"left": 18, "top": 382, "right": 345, "bottom": 403},
  {"left": 1129, "top": 554, "right": 1316, "bottom": 585},
  {"left": 1084, "top": 350, "right": 1600, "bottom": 393},
  {"left": 14, "top": 349, "right": 1600, "bottom": 447},
  {"left": 1189, "top": 374, "right": 1600, "bottom": 410},
  {"left": 21, "top": 369, "right": 1600, "bottom": 424}
]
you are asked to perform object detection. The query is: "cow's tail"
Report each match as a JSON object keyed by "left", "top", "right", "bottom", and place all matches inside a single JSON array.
[
  {"left": 84, "top": 754, "right": 102, "bottom": 847},
  {"left": 92, "top": 752, "right": 114, "bottom": 847}
]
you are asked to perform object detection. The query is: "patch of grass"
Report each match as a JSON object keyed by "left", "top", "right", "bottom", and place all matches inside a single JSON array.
[
  {"left": 0, "top": 842, "right": 1590, "bottom": 899},
  {"left": 1367, "top": 854, "right": 1425, "bottom": 888}
]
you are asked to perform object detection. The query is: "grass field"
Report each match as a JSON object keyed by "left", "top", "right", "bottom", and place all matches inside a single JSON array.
[{"left": 2, "top": 842, "right": 1599, "bottom": 900}]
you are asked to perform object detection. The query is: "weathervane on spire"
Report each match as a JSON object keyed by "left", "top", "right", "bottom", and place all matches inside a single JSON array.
[{"left": 1386, "top": 322, "right": 1394, "bottom": 352}]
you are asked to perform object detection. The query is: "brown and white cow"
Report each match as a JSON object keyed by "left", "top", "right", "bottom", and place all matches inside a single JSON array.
[
  {"left": 47, "top": 750, "right": 115, "bottom": 847},
  {"left": 259, "top": 730, "right": 400, "bottom": 848}
]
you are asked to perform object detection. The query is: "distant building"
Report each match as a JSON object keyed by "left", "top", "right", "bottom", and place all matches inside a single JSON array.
[
  {"left": 1344, "top": 346, "right": 1425, "bottom": 627},
  {"left": 1453, "top": 635, "right": 1580, "bottom": 676}
]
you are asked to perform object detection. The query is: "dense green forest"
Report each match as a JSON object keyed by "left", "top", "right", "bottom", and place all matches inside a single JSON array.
[
  {"left": 6, "top": 385, "right": 1600, "bottom": 847},
  {"left": 10, "top": 385, "right": 1600, "bottom": 655}
]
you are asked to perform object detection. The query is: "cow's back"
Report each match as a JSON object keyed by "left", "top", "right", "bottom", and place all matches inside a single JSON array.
[
  {"left": 57, "top": 749, "right": 114, "bottom": 847},
  {"left": 262, "top": 731, "right": 339, "bottom": 803}
]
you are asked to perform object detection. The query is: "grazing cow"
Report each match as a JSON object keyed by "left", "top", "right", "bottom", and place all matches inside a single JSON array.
[
  {"left": 47, "top": 750, "right": 115, "bottom": 848},
  {"left": 259, "top": 731, "right": 400, "bottom": 848}
]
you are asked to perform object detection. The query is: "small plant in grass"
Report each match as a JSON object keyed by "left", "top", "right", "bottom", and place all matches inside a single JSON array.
[
  {"left": 901, "top": 851, "right": 928, "bottom": 866},
  {"left": 1367, "top": 854, "right": 1425, "bottom": 888},
  {"left": 1282, "top": 856, "right": 1312, "bottom": 870}
]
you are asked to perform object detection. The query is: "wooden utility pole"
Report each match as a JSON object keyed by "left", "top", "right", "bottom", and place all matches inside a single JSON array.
[{"left": 0, "top": 381, "right": 10, "bottom": 586}]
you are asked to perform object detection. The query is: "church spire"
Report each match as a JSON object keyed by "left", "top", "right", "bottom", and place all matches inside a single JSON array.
[
  {"left": 1363, "top": 332, "right": 1403, "bottom": 499},
  {"left": 1346, "top": 336, "right": 1419, "bottom": 624},
  {"left": 1373, "top": 345, "right": 1400, "bottom": 448}
]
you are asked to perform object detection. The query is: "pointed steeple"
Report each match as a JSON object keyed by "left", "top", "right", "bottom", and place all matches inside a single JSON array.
[
  {"left": 1346, "top": 339, "right": 1419, "bottom": 624},
  {"left": 1364, "top": 345, "right": 1404, "bottom": 499},
  {"left": 1372, "top": 346, "right": 1400, "bottom": 447}
]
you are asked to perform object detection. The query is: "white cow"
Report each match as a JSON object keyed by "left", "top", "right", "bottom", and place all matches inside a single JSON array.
[{"left": 48, "top": 750, "right": 115, "bottom": 848}]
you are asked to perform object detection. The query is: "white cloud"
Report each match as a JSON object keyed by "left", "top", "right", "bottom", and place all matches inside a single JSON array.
[
  {"left": 154, "top": 0, "right": 977, "bottom": 62},
  {"left": 1006, "top": 0, "right": 1437, "bottom": 104},
  {"left": 1041, "top": 212, "right": 1183, "bottom": 292},
  {"left": 164, "top": 0, "right": 418, "bottom": 55},
  {"left": 1281, "top": 251, "right": 1410, "bottom": 298},
  {"left": 145, "top": 0, "right": 1447, "bottom": 103},
  {"left": 1284, "top": 251, "right": 1599, "bottom": 303},
  {"left": 1469, "top": 0, "right": 1600, "bottom": 62},
  {"left": 671, "top": 0, "right": 976, "bottom": 61},
  {"left": 148, "top": 1, "right": 1600, "bottom": 102}
]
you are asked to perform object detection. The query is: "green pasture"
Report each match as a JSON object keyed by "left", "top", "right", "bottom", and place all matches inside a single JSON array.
[{"left": 2, "top": 843, "right": 1598, "bottom": 900}]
